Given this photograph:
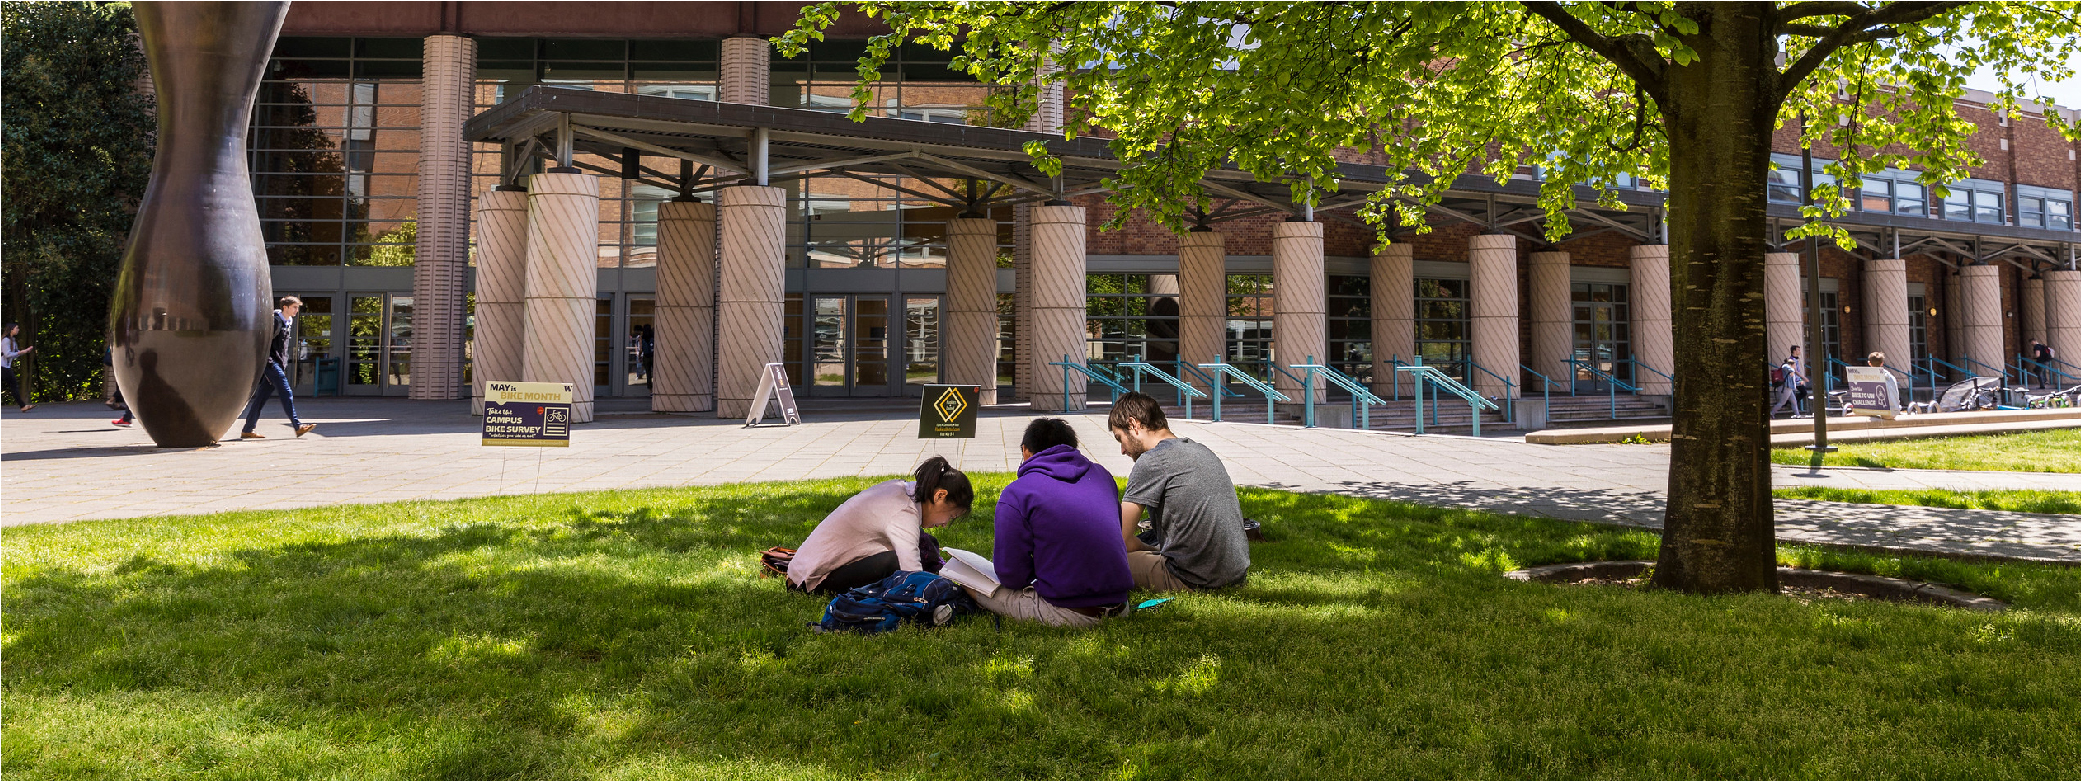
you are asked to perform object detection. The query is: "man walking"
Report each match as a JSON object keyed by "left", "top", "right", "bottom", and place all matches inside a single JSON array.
[
  {"left": 238, "top": 296, "right": 315, "bottom": 439},
  {"left": 1770, "top": 344, "right": 1807, "bottom": 418},
  {"left": 970, "top": 418, "right": 1135, "bottom": 627},
  {"left": 1108, "top": 392, "right": 1250, "bottom": 592}
]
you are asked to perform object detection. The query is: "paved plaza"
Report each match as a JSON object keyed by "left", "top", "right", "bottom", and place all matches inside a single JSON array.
[{"left": 3, "top": 398, "right": 2076, "bottom": 562}]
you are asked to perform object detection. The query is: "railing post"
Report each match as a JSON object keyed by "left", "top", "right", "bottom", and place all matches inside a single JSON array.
[
  {"left": 1062, "top": 354, "right": 1073, "bottom": 413},
  {"left": 1411, "top": 355, "right": 1426, "bottom": 435},
  {"left": 1303, "top": 355, "right": 1316, "bottom": 428}
]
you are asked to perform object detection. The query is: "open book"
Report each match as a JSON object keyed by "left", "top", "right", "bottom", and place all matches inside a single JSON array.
[{"left": 938, "top": 548, "right": 1004, "bottom": 598}]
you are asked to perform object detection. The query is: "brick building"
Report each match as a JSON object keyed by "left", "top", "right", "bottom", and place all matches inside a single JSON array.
[{"left": 258, "top": 1, "right": 2079, "bottom": 422}]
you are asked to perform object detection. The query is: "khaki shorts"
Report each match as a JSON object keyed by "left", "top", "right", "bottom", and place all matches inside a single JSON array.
[{"left": 1127, "top": 550, "right": 1193, "bottom": 593}]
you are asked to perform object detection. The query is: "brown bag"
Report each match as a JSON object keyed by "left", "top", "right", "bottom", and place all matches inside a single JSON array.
[{"left": 759, "top": 546, "right": 796, "bottom": 578}]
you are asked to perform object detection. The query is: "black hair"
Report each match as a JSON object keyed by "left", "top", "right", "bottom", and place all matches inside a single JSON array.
[
  {"left": 1107, "top": 391, "right": 1169, "bottom": 433},
  {"left": 913, "top": 456, "right": 974, "bottom": 514},
  {"left": 1021, "top": 417, "right": 1079, "bottom": 454}
]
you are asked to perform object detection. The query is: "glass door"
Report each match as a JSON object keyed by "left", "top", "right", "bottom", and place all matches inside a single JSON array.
[
  {"left": 626, "top": 296, "right": 654, "bottom": 395},
  {"left": 852, "top": 296, "right": 891, "bottom": 396},
  {"left": 346, "top": 294, "right": 385, "bottom": 396},
  {"left": 903, "top": 296, "right": 941, "bottom": 393},
  {"left": 385, "top": 295, "right": 412, "bottom": 396},
  {"left": 288, "top": 295, "right": 335, "bottom": 397},
  {"left": 809, "top": 296, "right": 848, "bottom": 395},
  {"left": 1571, "top": 283, "right": 1631, "bottom": 393}
]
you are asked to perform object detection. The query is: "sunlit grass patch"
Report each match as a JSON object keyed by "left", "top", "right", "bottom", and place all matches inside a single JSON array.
[
  {"left": 1775, "top": 486, "right": 2081, "bottom": 515},
  {"left": 5, "top": 479, "right": 2080, "bottom": 779},
  {"left": 1770, "top": 428, "right": 2081, "bottom": 473}
]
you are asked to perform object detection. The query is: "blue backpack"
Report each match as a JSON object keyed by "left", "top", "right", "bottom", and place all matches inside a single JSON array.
[{"left": 813, "top": 570, "right": 979, "bottom": 634}]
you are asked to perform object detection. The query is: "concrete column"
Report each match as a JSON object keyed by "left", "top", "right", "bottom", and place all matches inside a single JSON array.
[
  {"left": 409, "top": 34, "right": 475, "bottom": 400},
  {"left": 1469, "top": 234, "right": 1519, "bottom": 398},
  {"left": 946, "top": 216, "right": 999, "bottom": 404},
  {"left": 1022, "top": 59, "right": 1064, "bottom": 134},
  {"left": 1273, "top": 220, "right": 1326, "bottom": 401},
  {"left": 716, "top": 185, "right": 787, "bottom": 419},
  {"left": 1527, "top": 251, "right": 1572, "bottom": 386},
  {"left": 652, "top": 200, "right": 716, "bottom": 412},
  {"left": 1764, "top": 252, "right": 1803, "bottom": 365},
  {"left": 470, "top": 188, "right": 529, "bottom": 415},
  {"left": 1179, "top": 229, "right": 1228, "bottom": 391},
  {"left": 522, "top": 172, "right": 600, "bottom": 423},
  {"left": 1630, "top": 244, "right": 1673, "bottom": 395},
  {"left": 2046, "top": 269, "right": 2081, "bottom": 369},
  {"left": 719, "top": 36, "right": 770, "bottom": 105},
  {"left": 1862, "top": 258, "right": 1911, "bottom": 370},
  {"left": 2021, "top": 275, "right": 2046, "bottom": 357},
  {"left": 1027, "top": 204, "right": 1086, "bottom": 412},
  {"left": 1960, "top": 264, "right": 2003, "bottom": 370},
  {"left": 1370, "top": 243, "right": 1415, "bottom": 396},
  {"left": 1011, "top": 204, "right": 1034, "bottom": 401}
]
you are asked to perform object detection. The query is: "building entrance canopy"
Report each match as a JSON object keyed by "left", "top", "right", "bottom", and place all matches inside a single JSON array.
[{"left": 464, "top": 86, "right": 2078, "bottom": 266}]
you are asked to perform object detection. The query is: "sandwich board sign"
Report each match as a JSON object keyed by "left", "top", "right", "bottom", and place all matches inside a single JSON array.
[
  {"left": 745, "top": 362, "right": 802, "bottom": 427},
  {"left": 919, "top": 384, "right": 980, "bottom": 438},
  {"left": 482, "top": 381, "right": 574, "bottom": 447},
  {"left": 1844, "top": 366, "right": 1899, "bottom": 419}
]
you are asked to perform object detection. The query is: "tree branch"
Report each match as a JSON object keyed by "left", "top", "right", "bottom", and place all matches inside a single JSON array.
[
  {"left": 1520, "top": 1, "right": 1668, "bottom": 103},
  {"left": 1775, "top": 2, "right": 1874, "bottom": 25},
  {"left": 1778, "top": 1, "right": 1971, "bottom": 102}
]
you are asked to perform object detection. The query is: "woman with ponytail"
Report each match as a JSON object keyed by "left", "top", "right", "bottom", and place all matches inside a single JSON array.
[{"left": 785, "top": 456, "right": 975, "bottom": 595}]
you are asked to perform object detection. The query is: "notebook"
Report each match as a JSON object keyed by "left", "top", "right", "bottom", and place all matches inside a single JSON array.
[{"left": 938, "top": 548, "right": 1003, "bottom": 598}]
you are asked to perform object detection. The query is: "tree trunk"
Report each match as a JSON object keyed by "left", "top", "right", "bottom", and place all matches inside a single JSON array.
[{"left": 1651, "top": 3, "right": 1781, "bottom": 594}]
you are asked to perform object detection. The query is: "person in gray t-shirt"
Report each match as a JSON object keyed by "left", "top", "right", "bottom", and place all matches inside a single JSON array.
[{"left": 1108, "top": 392, "right": 1249, "bottom": 591}]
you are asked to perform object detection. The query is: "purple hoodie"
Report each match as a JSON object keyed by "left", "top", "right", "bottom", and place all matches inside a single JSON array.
[{"left": 994, "top": 444, "right": 1134, "bottom": 608}]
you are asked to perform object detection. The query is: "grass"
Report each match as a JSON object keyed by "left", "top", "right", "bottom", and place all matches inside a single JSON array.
[
  {"left": 1776, "top": 487, "right": 2081, "bottom": 515},
  {"left": 5, "top": 478, "right": 2081, "bottom": 780},
  {"left": 1770, "top": 427, "right": 2081, "bottom": 472}
]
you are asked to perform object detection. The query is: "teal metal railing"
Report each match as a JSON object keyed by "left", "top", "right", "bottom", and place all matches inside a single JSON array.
[
  {"left": 1563, "top": 357, "right": 1638, "bottom": 419},
  {"left": 1266, "top": 362, "right": 1319, "bottom": 427},
  {"left": 1465, "top": 358, "right": 1517, "bottom": 423},
  {"left": 1958, "top": 355, "right": 2005, "bottom": 384},
  {"left": 1199, "top": 361, "right": 1290, "bottom": 425},
  {"left": 1175, "top": 360, "right": 1244, "bottom": 400},
  {"left": 1119, "top": 355, "right": 1209, "bottom": 419},
  {"left": 1917, "top": 355, "right": 1972, "bottom": 401},
  {"left": 1048, "top": 354, "right": 1130, "bottom": 412},
  {"left": 1394, "top": 356, "right": 1500, "bottom": 436},
  {"left": 1629, "top": 358, "right": 1673, "bottom": 390},
  {"left": 2012, "top": 354, "right": 2080, "bottom": 390},
  {"left": 1380, "top": 355, "right": 1410, "bottom": 400},
  {"left": 1288, "top": 356, "right": 1388, "bottom": 429}
]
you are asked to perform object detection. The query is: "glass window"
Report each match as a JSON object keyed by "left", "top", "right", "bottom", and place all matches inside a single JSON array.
[
  {"left": 773, "top": 40, "right": 993, "bottom": 126},
  {"left": 251, "top": 38, "right": 425, "bottom": 266},
  {"left": 1413, "top": 277, "right": 1469, "bottom": 382},
  {"left": 1894, "top": 181, "right": 1926, "bottom": 217},
  {"left": 1087, "top": 274, "right": 1180, "bottom": 366},
  {"left": 1225, "top": 274, "right": 1274, "bottom": 371},
  {"left": 2051, "top": 200, "right": 2073, "bottom": 231},
  {"left": 1973, "top": 190, "right": 2004, "bottom": 224},
  {"left": 1859, "top": 179, "right": 1891, "bottom": 213},
  {"left": 1943, "top": 189, "right": 1972, "bottom": 221},
  {"left": 1767, "top": 166, "right": 1802, "bottom": 204},
  {"left": 1326, "top": 274, "right": 1371, "bottom": 382},
  {"left": 2022, "top": 196, "right": 2046, "bottom": 228}
]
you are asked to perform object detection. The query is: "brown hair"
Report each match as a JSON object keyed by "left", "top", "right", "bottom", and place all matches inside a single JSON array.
[
  {"left": 277, "top": 296, "right": 304, "bottom": 309},
  {"left": 1107, "top": 392, "right": 1169, "bottom": 433},
  {"left": 1867, "top": 351, "right": 1886, "bottom": 366}
]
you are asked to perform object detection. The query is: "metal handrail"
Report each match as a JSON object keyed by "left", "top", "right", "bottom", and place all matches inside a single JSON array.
[
  {"left": 1291, "top": 357, "right": 1387, "bottom": 429},
  {"left": 1628, "top": 357, "right": 1673, "bottom": 388},
  {"left": 1464, "top": 358, "right": 1517, "bottom": 423},
  {"left": 1380, "top": 355, "right": 1409, "bottom": 400},
  {"left": 1395, "top": 356, "right": 1499, "bottom": 436},
  {"left": 1563, "top": 357, "right": 1637, "bottom": 419},
  {"left": 1174, "top": 360, "right": 1244, "bottom": 398},
  {"left": 1048, "top": 354, "right": 1129, "bottom": 412},
  {"left": 1520, "top": 364, "right": 1557, "bottom": 426},
  {"left": 1958, "top": 355, "right": 2005, "bottom": 384},
  {"left": 1120, "top": 355, "right": 1207, "bottom": 420},
  {"left": 1199, "top": 361, "right": 1291, "bottom": 425},
  {"left": 1267, "top": 362, "right": 1319, "bottom": 427},
  {"left": 2015, "top": 354, "right": 2081, "bottom": 388}
]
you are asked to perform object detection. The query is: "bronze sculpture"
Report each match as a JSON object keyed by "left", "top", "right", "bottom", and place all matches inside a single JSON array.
[{"left": 110, "top": 1, "right": 290, "bottom": 447}]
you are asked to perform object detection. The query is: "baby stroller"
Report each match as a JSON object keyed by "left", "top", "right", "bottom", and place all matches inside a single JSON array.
[{"left": 1908, "top": 376, "right": 2003, "bottom": 414}]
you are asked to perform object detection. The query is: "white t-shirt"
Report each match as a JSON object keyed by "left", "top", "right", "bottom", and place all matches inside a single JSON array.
[{"left": 787, "top": 480, "right": 924, "bottom": 591}]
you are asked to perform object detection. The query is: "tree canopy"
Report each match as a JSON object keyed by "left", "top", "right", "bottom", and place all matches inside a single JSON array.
[
  {"left": 785, "top": 1, "right": 2079, "bottom": 242},
  {"left": 2, "top": 1, "right": 155, "bottom": 399},
  {"left": 786, "top": 1, "right": 2081, "bottom": 593}
]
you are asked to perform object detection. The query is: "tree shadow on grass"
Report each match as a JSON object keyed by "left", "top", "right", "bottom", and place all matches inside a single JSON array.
[{"left": 7, "top": 486, "right": 2073, "bottom": 780}]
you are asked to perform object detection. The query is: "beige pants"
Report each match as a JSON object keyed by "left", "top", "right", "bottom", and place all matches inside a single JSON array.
[
  {"left": 1127, "top": 550, "right": 1193, "bottom": 592},
  {"left": 970, "top": 587, "right": 1101, "bottom": 628}
]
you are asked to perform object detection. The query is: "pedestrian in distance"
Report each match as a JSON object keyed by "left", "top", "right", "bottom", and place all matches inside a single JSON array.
[
  {"left": 1769, "top": 345, "right": 1807, "bottom": 418},
  {"left": 237, "top": 296, "right": 315, "bottom": 439},
  {"left": 2, "top": 323, "right": 35, "bottom": 412},
  {"left": 2029, "top": 339, "right": 2058, "bottom": 389}
]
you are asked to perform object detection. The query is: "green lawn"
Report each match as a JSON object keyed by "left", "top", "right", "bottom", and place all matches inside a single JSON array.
[
  {"left": 1771, "top": 428, "right": 2081, "bottom": 473},
  {"left": 1776, "top": 487, "right": 2081, "bottom": 515},
  {"left": 7, "top": 479, "right": 2081, "bottom": 780}
]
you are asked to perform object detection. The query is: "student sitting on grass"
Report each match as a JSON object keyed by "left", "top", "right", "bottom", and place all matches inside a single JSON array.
[
  {"left": 967, "top": 418, "right": 1135, "bottom": 627},
  {"left": 1108, "top": 392, "right": 1251, "bottom": 592},
  {"left": 786, "top": 457, "right": 973, "bottom": 595}
]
